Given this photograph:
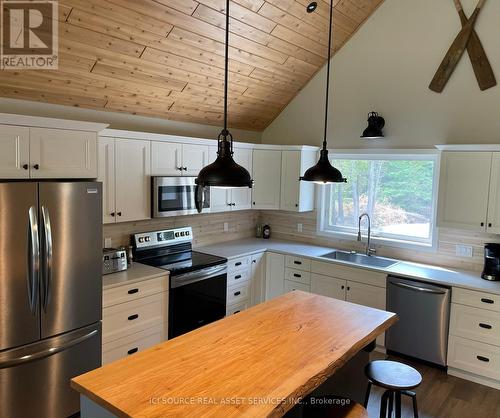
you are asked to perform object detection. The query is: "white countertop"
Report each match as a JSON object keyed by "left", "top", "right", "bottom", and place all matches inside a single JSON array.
[
  {"left": 197, "top": 238, "right": 500, "bottom": 295},
  {"left": 102, "top": 263, "right": 167, "bottom": 290}
]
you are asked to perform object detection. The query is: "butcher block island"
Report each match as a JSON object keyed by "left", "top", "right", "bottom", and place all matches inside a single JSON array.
[{"left": 72, "top": 291, "right": 397, "bottom": 418}]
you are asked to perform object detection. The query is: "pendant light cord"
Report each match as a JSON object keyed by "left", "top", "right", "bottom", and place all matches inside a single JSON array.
[
  {"left": 223, "top": 0, "right": 233, "bottom": 152},
  {"left": 323, "top": 0, "right": 333, "bottom": 151}
]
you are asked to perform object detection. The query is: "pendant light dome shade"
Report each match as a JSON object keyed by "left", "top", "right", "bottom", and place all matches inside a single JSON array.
[
  {"left": 300, "top": 149, "right": 346, "bottom": 184},
  {"left": 361, "top": 112, "right": 385, "bottom": 139},
  {"left": 195, "top": 131, "right": 252, "bottom": 188},
  {"left": 299, "top": 0, "right": 346, "bottom": 185}
]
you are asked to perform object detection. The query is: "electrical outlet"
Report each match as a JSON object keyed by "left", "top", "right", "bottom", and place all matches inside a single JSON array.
[
  {"left": 223, "top": 222, "right": 229, "bottom": 232},
  {"left": 456, "top": 244, "right": 473, "bottom": 258},
  {"left": 297, "top": 223, "right": 303, "bottom": 233},
  {"left": 104, "top": 237, "right": 112, "bottom": 248}
]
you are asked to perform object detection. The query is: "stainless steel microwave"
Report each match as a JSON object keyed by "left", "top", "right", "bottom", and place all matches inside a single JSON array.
[{"left": 152, "top": 177, "right": 210, "bottom": 218}]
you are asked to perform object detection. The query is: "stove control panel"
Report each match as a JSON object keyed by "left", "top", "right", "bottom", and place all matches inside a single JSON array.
[{"left": 134, "top": 227, "right": 193, "bottom": 249}]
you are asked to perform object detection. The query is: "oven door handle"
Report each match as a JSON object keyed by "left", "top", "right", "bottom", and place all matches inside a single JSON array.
[{"left": 171, "top": 265, "right": 227, "bottom": 289}]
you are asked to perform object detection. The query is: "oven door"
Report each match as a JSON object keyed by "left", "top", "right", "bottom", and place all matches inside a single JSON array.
[
  {"left": 153, "top": 177, "right": 210, "bottom": 218},
  {"left": 169, "top": 265, "right": 227, "bottom": 339}
]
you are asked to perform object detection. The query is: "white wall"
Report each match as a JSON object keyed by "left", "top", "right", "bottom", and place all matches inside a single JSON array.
[
  {"left": 263, "top": 0, "right": 500, "bottom": 148},
  {"left": 0, "top": 97, "right": 262, "bottom": 143}
]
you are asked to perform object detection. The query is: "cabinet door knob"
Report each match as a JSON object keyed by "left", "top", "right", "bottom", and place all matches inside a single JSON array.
[
  {"left": 127, "top": 347, "right": 139, "bottom": 355},
  {"left": 488, "top": 223, "right": 492, "bottom": 228},
  {"left": 183, "top": 167, "right": 188, "bottom": 171},
  {"left": 110, "top": 212, "right": 115, "bottom": 217},
  {"left": 232, "top": 203, "right": 236, "bottom": 206},
  {"left": 295, "top": 204, "right": 298, "bottom": 207},
  {"left": 481, "top": 222, "right": 485, "bottom": 227},
  {"left": 33, "top": 164, "right": 40, "bottom": 170},
  {"left": 347, "top": 286, "right": 350, "bottom": 291},
  {"left": 177, "top": 166, "right": 183, "bottom": 171},
  {"left": 117, "top": 212, "right": 122, "bottom": 217},
  {"left": 22, "top": 164, "right": 29, "bottom": 170},
  {"left": 341, "top": 285, "right": 345, "bottom": 290},
  {"left": 253, "top": 202, "right": 256, "bottom": 205},
  {"left": 234, "top": 291, "right": 241, "bottom": 296}
]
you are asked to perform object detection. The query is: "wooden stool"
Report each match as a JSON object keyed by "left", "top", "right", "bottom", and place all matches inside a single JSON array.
[
  {"left": 303, "top": 397, "right": 368, "bottom": 418},
  {"left": 363, "top": 360, "right": 422, "bottom": 418}
]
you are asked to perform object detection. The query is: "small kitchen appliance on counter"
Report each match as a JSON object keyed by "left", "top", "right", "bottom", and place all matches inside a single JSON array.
[
  {"left": 482, "top": 243, "right": 500, "bottom": 281},
  {"left": 102, "top": 248, "right": 128, "bottom": 275}
]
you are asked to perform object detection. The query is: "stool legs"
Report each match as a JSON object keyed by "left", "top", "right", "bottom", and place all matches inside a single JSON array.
[
  {"left": 379, "top": 390, "right": 390, "bottom": 418},
  {"left": 402, "top": 390, "right": 419, "bottom": 418},
  {"left": 376, "top": 389, "right": 419, "bottom": 418},
  {"left": 395, "top": 391, "right": 402, "bottom": 418},
  {"left": 364, "top": 381, "right": 372, "bottom": 408},
  {"left": 387, "top": 391, "right": 394, "bottom": 418}
]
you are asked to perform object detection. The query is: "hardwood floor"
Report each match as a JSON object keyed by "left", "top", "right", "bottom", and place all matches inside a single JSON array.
[{"left": 366, "top": 353, "right": 500, "bottom": 418}]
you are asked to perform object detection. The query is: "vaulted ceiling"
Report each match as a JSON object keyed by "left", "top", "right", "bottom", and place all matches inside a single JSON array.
[{"left": 0, "top": 0, "right": 384, "bottom": 131}]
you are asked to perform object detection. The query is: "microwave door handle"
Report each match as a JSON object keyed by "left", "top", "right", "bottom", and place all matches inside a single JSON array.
[
  {"left": 41, "top": 206, "right": 53, "bottom": 312},
  {"left": 27, "top": 207, "right": 40, "bottom": 314}
]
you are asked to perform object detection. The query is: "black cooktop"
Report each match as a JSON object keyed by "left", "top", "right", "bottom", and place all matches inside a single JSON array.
[{"left": 140, "top": 251, "right": 226, "bottom": 276}]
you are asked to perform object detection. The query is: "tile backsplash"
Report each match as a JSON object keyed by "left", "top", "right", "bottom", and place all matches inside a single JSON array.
[
  {"left": 103, "top": 210, "right": 259, "bottom": 249},
  {"left": 259, "top": 210, "right": 500, "bottom": 272}
]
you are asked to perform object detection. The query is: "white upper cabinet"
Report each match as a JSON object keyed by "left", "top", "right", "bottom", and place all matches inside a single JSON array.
[
  {"left": 208, "top": 146, "right": 253, "bottom": 212},
  {"left": 280, "top": 150, "right": 316, "bottom": 212},
  {"left": 182, "top": 144, "right": 209, "bottom": 176},
  {"left": 114, "top": 139, "right": 151, "bottom": 223},
  {"left": 29, "top": 128, "right": 97, "bottom": 179},
  {"left": 151, "top": 141, "right": 208, "bottom": 176},
  {"left": 252, "top": 149, "right": 282, "bottom": 210},
  {"left": 98, "top": 138, "right": 116, "bottom": 224},
  {"left": 438, "top": 152, "right": 492, "bottom": 231},
  {"left": 0, "top": 125, "right": 30, "bottom": 179},
  {"left": 151, "top": 142, "right": 182, "bottom": 176},
  {"left": 486, "top": 153, "right": 500, "bottom": 234}
]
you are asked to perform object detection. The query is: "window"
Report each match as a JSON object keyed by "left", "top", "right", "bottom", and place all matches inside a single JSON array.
[{"left": 318, "top": 152, "right": 439, "bottom": 249}]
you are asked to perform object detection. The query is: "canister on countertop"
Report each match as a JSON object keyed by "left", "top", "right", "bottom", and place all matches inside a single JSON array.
[{"left": 262, "top": 225, "right": 271, "bottom": 239}]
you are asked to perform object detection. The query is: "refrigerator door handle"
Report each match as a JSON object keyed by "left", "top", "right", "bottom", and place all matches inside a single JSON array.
[
  {"left": 41, "top": 206, "right": 53, "bottom": 312},
  {"left": 0, "top": 328, "right": 98, "bottom": 369},
  {"left": 27, "top": 206, "right": 40, "bottom": 314}
]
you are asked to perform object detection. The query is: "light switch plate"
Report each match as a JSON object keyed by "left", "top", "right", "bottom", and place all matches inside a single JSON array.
[
  {"left": 456, "top": 244, "right": 473, "bottom": 258},
  {"left": 223, "top": 222, "right": 229, "bottom": 232},
  {"left": 297, "top": 223, "right": 303, "bottom": 233},
  {"left": 104, "top": 237, "right": 112, "bottom": 248}
]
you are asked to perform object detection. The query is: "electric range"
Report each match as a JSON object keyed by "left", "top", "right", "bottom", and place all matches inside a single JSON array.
[{"left": 132, "top": 227, "right": 227, "bottom": 339}]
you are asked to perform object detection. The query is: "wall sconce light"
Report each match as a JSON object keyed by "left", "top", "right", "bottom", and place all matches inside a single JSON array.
[{"left": 361, "top": 112, "right": 385, "bottom": 139}]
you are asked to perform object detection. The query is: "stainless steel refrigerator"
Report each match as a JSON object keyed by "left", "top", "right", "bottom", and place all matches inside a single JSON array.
[{"left": 0, "top": 182, "right": 102, "bottom": 418}]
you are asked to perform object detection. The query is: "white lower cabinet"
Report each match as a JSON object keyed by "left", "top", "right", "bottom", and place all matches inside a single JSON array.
[
  {"left": 265, "top": 252, "right": 285, "bottom": 300},
  {"left": 102, "top": 275, "right": 168, "bottom": 365},
  {"left": 284, "top": 280, "right": 310, "bottom": 292},
  {"left": 250, "top": 252, "right": 266, "bottom": 306},
  {"left": 448, "top": 288, "right": 500, "bottom": 388},
  {"left": 311, "top": 273, "right": 346, "bottom": 300}
]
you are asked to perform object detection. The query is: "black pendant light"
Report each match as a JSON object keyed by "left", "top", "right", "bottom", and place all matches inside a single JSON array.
[
  {"left": 361, "top": 111, "right": 385, "bottom": 139},
  {"left": 195, "top": 0, "right": 253, "bottom": 192},
  {"left": 300, "top": 1, "right": 346, "bottom": 185}
]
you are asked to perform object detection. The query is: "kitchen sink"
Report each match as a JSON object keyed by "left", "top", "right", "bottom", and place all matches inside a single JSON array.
[{"left": 320, "top": 251, "right": 399, "bottom": 269}]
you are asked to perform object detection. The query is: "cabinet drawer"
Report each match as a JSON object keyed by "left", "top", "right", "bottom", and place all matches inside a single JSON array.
[
  {"left": 450, "top": 304, "right": 500, "bottom": 347},
  {"left": 226, "top": 300, "right": 249, "bottom": 316},
  {"left": 448, "top": 335, "right": 500, "bottom": 381},
  {"left": 227, "top": 282, "right": 251, "bottom": 305},
  {"left": 103, "top": 293, "right": 166, "bottom": 344},
  {"left": 227, "top": 269, "right": 250, "bottom": 287},
  {"left": 285, "top": 268, "right": 311, "bottom": 285},
  {"left": 311, "top": 261, "right": 386, "bottom": 288},
  {"left": 284, "top": 280, "right": 310, "bottom": 293},
  {"left": 227, "top": 256, "right": 251, "bottom": 274},
  {"left": 285, "top": 255, "right": 311, "bottom": 272},
  {"left": 103, "top": 275, "right": 168, "bottom": 308},
  {"left": 452, "top": 288, "right": 500, "bottom": 313},
  {"left": 102, "top": 325, "right": 164, "bottom": 365}
]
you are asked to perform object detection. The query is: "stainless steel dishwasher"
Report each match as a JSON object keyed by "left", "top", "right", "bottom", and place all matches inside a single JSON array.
[{"left": 386, "top": 276, "right": 451, "bottom": 366}]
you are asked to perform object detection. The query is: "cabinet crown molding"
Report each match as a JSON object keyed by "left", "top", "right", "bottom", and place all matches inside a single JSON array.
[
  {"left": 0, "top": 113, "right": 108, "bottom": 132},
  {"left": 436, "top": 145, "right": 500, "bottom": 152}
]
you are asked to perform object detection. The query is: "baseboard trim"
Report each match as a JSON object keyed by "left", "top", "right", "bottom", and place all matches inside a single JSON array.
[{"left": 448, "top": 367, "right": 500, "bottom": 390}]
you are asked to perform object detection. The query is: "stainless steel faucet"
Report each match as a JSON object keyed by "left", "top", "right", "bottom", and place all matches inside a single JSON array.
[{"left": 358, "top": 213, "right": 375, "bottom": 256}]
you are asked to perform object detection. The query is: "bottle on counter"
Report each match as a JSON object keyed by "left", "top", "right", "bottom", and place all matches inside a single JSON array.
[
  {"left": 262, "top": 225, "right": 271, "bottom": 239},
  {"left": 256, "top": 224, "right": 263, "bottom": 238},
  {"left": 126, "top": 246, "right": 134, "bottom": 268}
]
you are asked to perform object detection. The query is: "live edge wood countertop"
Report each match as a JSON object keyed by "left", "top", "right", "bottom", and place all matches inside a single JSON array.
[{"left": 71, "top": 291, "right": 397, "bottom": 418}]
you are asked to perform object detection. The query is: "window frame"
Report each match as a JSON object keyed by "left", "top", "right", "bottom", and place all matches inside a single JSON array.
[{"left": 316, "top": 149, "right": 441, "bottom": 252}]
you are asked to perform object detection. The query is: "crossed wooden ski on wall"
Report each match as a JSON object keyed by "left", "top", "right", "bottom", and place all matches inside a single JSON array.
[{"left": 430, "top": 0, "right": 496, "bottom": 92}]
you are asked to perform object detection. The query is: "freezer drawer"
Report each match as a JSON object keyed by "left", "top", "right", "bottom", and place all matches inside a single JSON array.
[
  {"left": 0, "top": 323, "right": 101, "bottom": 418},
  {"left": 386, "top": 276, "right": 451, "bottom": 366}
]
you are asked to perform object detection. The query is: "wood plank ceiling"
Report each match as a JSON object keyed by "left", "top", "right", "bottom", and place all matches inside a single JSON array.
[{"left": 0, "top": 0, "right": 384, "bottom": 131}]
